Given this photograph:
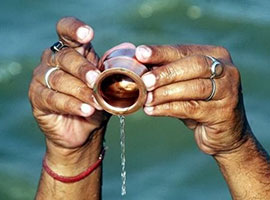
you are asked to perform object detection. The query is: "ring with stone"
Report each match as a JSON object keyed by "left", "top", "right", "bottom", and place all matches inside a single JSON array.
[
  {"left": 50, "top": 41, "right": 67, "bottom": 53},
  {"left": 206, "top": 55, "right": 224, "bottom": 79}
]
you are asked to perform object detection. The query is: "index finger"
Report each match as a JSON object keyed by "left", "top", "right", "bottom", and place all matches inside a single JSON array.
[
  {"left": 135, "top": 44, "right": 232, "bottom": 65},
  {"left": 56, "top": 17, "right": 94, "bottom": 47},
  {"left": 141, "top": 54, "right": 226, "bottom": 91},
  {"left": 44, "top": 48, "right": 100, "bottom": 88}
]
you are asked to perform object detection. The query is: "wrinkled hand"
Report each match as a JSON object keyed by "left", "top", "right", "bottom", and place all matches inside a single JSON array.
[
  {"left": 136, "top": 44, "right": 248, "bottom": 155},
  {"left": 28, "top": 17, "right": 109, "bottom": 153}
]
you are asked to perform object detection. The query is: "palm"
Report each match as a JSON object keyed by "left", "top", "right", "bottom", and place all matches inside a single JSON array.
[
  {"left": 184, "top": 120, "right": 220, "bottom": 155},
  {"left": 35, "top": 110, "right": 107, "bottom": 148},
  {"left": 184, "top": 117, "right": 243, "bottom": 155}
]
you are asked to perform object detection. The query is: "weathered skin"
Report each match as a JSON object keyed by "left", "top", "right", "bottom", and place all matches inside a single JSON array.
[
  {"left": 29, "top": 17, "right": 270, "bottom": 200},
  {"left": 136, "top": 44, "right": 270, "bottom": 199}
]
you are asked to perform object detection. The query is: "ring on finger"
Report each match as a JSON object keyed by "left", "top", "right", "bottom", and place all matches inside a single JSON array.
[
  {"left": 50, "top": 41, "right": 67, "bottom": 53},
  {"left": 205, "top": 78, "right": 216, "bottom": 101},
  {"left": 45, "top": 67, "right": 59, "bottom": 89},
  {"left": 206, "top": 55, "right": 224, "bottom": 79}
]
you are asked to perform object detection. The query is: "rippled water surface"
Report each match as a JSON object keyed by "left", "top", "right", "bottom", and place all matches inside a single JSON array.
[{"left": 1, "top": 0, "right": 270, "bottom": 199}]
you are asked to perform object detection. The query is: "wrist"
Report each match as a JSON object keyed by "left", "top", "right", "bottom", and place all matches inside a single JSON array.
[
  {"left": 45, "top": 127, "right": 105, "bottom": 176},
  {"left": 214, "top": 130, "right": 268, "bottom": 165},
  {"left": 213, "top": 129, "right": 270, "bottom": 199},
  {"left": 212, "top": 117, "right": 251, "bottom": 159}
]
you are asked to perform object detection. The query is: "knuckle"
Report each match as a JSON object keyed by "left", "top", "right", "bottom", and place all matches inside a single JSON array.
[
  {"left": 169, "top": 102, "right": 179, "bottom": 111},
  {"left": 162, "top": 102, "right": 181, "bottom": 117},
  {"left": 28, "top": 81, "right": 35, "bottom": 101},
  {"left": 161, "top": 103, "right": 170, "bottom": 111},
  {"left": 215, "top": 46, "right": 231, "bottom": 59},
  {"left": 161, "top": 88, "right": 169, "bottom": 98},
  {"left": 231, "top": 67, "right": 241, "bottom": 84},
  {"left": 28, "top": 81, "right": 43, "bottom": 107},
  {"left": 159, "top": 65, "right": 177, "bottom": 82},
  {"left": 225, "top": 67, "right": 241, "bottom": 99},
  {"left": 150, "top": 45, "right": 162, "bottom": 58},
  {"left": 174, "top": 44, "right": 189, "bottom": 57},
  {"left": 55, "top": 48, "right": 72, "bottom": 65},
  {"left": 77, "top": 85, "right": 91, "bottom": 99},
  {"left": 41, "top": 50, "right": 47, "bottom": 59},
  {"left": 29, "top": 83, "right": 43, "bottom": 107},
  {"left": 195, "top": 79, "right": 209, "bottom": 95},
  {"left": 57, "top": 17, "right": 75, "bottom": 28},
  {"left": 157, "top": 102, "right": 178, "bottom": 116},
  {"left": 49, "top": 70, "right": 63, "bottom": 88},
  {"left": 222, "top": 90, "right": 240, "bottom": 115},
  {"left": 56, "top": 17, "right": 65, "bottom": 27},
  {"left": 196, "top": 55, "right": 210, "bottom": 69},
  {"left": 63, "top": 98, "right": 76, "bottom": 111},
  {"left": 45, "top": 90, "right": 55, "bottom": 106},
  {"left": 33, "top": 64, "right": 41, "bottom": 76},
  {"left": 183, "top": 101, "right": 200, "bottom": 116},
  {"left": 41, "top": 49, "right": 51, "bottom": 63}
]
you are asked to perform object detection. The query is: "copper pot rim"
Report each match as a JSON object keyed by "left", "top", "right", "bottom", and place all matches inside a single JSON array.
[{"left": 93, "top": 68, "right": 147, "bottom": 115}]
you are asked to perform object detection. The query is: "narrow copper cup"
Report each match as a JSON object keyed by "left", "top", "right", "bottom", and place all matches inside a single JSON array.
[{"left": 93, "top": 47, "right": 148, "bottom": 115}]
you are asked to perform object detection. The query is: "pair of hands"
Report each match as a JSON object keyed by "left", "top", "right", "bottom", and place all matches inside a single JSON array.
[{"left": 28, "top": 17, "right": 247, "bottom": 162}]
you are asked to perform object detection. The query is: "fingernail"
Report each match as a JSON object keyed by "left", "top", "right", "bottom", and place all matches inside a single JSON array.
[
  {"left": 145, "top": 92, "right": 153, "bottom": 105},
  {"left": 81, "top": 103, "right": 94, "bottom": 115},
  {"left": 86, "top": 70, "right": 99, "bottom": 88},
  {"left": 77, "top": 26, "right": 92, "bottom": 41},
  {"left": 144, "top": 106, "right": 154, "bottom": 114},
  {"left": 142, "top": 73, "right": 156, "bottom": 90},
  {"left": 136, "top": 45, "right": 152, "bottom": 60}
]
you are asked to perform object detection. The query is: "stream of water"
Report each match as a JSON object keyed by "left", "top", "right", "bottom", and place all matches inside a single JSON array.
[{"left": 119, "top": 115, "right": 127, "bottom": 196}]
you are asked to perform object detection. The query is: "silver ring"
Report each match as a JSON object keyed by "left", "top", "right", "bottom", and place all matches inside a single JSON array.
[
  {"left": 45, "top": 67, "right": 59, "bottom": 89},
  {"left": 205, "top": 78, "right": 216, "bottom": 101},
  {"left": 206, "top": 56, "right": 223, "bottom": 79}
]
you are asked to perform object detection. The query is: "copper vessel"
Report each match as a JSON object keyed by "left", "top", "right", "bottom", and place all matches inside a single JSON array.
[{"left": 93, "top": 47, "right": 148, "bottom": 115}]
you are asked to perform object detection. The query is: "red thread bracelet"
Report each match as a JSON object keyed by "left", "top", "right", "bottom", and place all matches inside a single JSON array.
[{"left": 43, "top": 148, "right": 106, "bottom": 183}]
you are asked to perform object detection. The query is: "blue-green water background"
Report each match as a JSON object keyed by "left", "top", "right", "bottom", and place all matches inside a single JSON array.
[{"left": 0, "top": 0, "right": 270, "bottom": 199}]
